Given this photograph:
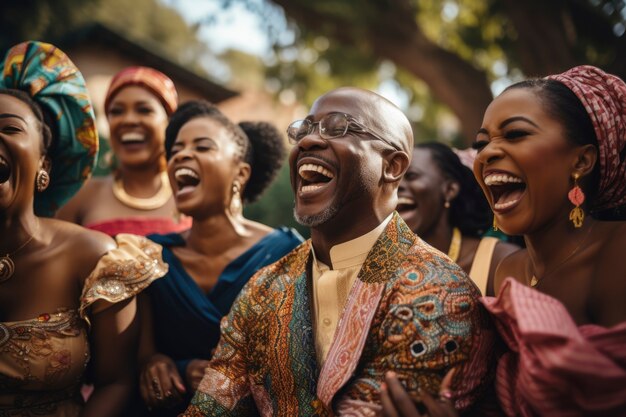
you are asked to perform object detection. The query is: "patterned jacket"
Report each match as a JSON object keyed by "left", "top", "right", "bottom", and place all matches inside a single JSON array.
[{"left": 182, "top": 213, "right": 496, "bottom": 416}]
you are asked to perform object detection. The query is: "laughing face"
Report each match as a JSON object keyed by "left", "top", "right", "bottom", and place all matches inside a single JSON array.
[
  {"left": 397, "top": 148, "right": 453, "bottom": 238},
  {"left": 167, "top": 116, "right": 247, "bottom": 219},
  {"left": 0, "top": 94, "right": 43, "bottom": 212},
  {"left": 473, "top": 87, "right": 582, "bottom": 235},
  {"left": 106, "top": 85, "right": 168, "bottom": 169},
  {"left": 289, "top": 90, "right": 392, "bottom": 229}
]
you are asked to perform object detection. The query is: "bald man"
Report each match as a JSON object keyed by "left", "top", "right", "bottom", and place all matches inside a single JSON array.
[{"left": 182, "top": 88, "right": 496, "bottom": 416}]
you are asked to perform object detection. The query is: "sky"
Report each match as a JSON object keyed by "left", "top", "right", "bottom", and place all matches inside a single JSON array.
[
  {"left": 162, "top": 0, "right": 274, "bottom": 56},
  {"left": 160, "top": 0, "right": 412, "bottom": 110}
]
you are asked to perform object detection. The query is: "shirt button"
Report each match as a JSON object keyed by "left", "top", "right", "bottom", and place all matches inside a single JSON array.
[{"left": 323, "top": 318, "right": 331, "bottom": 326}]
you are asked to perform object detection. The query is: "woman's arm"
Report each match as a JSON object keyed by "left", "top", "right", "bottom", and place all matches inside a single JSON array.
[{"left": 82, "top": 297, "right": 139, "bottom": 417}]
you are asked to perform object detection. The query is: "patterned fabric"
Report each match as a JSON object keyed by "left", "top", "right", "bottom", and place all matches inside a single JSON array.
[
  {"left": 0, "top": 41, "right": 99, "bottom": 217},
  {"left": 0, "top": 235, "right": 167, "bottom": 417},
  {"left": 482, "top": 278, "right": 626, "bottom": 417},
  {"left": 85, "top": 215, "right": 192, "bottom": 237},
  {"left": 104, "top": 66, "right": 178, "bottom": 116},
  {"left": 182, "top": 213, "right": 496, "bottom": 416},
  {"left": 547, "top": 65, "right": 626, "bottom": 210}
]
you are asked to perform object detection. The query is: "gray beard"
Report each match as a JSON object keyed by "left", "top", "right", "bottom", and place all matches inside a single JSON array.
[{"left": 293, "top": 202, "right": 340, "bottom": 227}]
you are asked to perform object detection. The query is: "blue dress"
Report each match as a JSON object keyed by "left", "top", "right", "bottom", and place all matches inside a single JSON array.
[{"left": 146, "top": 227, "right": 303, "bottom": 378}]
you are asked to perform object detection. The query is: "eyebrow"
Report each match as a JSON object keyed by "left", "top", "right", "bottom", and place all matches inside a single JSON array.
[
  {"left": 0, "top": 113, "right": 26, "bottom": 122},
  {"left": 172, "top": 137, "right": 216, "bottom": 146},
  {"left": 476, "top": 116, "right": 539, "bottom": 135}
]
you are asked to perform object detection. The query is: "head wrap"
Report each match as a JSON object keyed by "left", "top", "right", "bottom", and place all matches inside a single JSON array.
[
  {"left": 547, "top": 65, "right": 626, "bottom": 211},
  {"left": 0, "top": 41, "right": 98, "bottom": 217},
  {"left": 104, "top": 66, "right": 178, "bottom": 116}
]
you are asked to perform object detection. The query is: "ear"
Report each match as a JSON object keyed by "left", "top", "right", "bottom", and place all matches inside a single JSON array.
[
  {"left": 234, "top": 161, "right": 251, "bottom": 189},
  {"left": 382, "top": 150, "right": 410, "bottom": 183},
  {"left": 572, "top": 144, "right": 597, "bottom": 177},
  {"left": 442, "top": 180, "right": 460, "bottom": 204}
]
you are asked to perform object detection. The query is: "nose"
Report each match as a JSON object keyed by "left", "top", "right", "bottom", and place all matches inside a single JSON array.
[
  {"left": 296, "top": 128, "right": 328, "bottom": 151},
  {"left": 475, "top": 141, "right": 504, "bottom": 167},
  {"left": 170, "top": 147, "right": 193, "bottom": 164}
]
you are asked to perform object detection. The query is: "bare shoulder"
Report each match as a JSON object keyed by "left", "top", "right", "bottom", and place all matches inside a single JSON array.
[
  {"left": 492, "top": 240, "right": 522, "bottom": 265},
  {"left": 56, "top": 176, "right": 111, "bottom": 222},
  {"left": 589, "top": 221, "right": 626, "bottom": 325},
  {"left": 44, "top": 218, "right": 116, "bottom": 277},
  {"left": 493, "top": 247, "right": 528, "bottom": 294}
]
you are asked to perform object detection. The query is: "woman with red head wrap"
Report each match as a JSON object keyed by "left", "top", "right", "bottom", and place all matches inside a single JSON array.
[
  {"left": 381, "top": 66, "right": 626, "bottom": 417},
  {"left": 58, "top": 66, "right": 191, "bottom": 236}
]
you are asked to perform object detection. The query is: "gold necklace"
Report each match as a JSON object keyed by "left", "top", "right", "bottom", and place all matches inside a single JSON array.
[
  {"left": 112, "top": 171, "right": 172, "bottom": 211},
  {"left": 529, "top": 222, "right": 595, "bottom": 287},
  {"left": 0, "top": 220, "right": 39, "bottom": 283},
  {"left": 447, "top": 227, "right": 462, "bottom": 263}
]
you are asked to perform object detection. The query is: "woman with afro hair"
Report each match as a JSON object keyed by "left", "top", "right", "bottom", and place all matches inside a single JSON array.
[{"left": 135, "top": 101, "right": 303, "bottom": 415}]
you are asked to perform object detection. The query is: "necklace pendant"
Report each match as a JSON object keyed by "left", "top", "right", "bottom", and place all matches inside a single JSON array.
[
  {"left": 530, "top": 275, "right": 538, "bottom": 287},
  {"left": 0, "top": 256, "right": 15, "bottom": 283}
]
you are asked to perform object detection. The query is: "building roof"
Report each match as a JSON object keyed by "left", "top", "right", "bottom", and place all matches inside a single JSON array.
[{"left": 57, "top": 22, "right": 238, "bottom": 103}]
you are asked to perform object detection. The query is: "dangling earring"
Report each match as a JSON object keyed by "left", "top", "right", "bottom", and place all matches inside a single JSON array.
[
  {"left": 444, "top": 200, "right": 451, "bottom": 209},
  {"left": 230, "top": 181, "right": 243, "bottom": 217},
  {"left": 568, "top": 172, "right": 585, "bottom": 228},
  {"left": 35, "top": 169, "right": 50, "bottom": 192},
  {"left": 493, "top": 217, "right": 498, "bottom": 231}
]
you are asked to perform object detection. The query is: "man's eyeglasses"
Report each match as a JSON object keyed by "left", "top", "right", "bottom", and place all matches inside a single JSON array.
[{"left": 287, "top": 113, "right": 401, "bottom": 151}]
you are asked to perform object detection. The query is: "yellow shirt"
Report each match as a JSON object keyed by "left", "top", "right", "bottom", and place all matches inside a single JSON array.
[{"left": 312, "top": 214, "right": 393, "bottom": 366}]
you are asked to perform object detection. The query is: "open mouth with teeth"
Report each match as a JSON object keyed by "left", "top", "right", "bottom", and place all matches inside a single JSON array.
[
  {"left": 0, "top": 156, "right": 10, "bottom": 185},
  {"left": 298, "top": 163, "right": 335, "bottom": 194},
  {"left": 484, "top": 173, "right": 526, "bottom": 211},
  {"left": 119, "top": 133, "right": 146, "bottom": 145},
  {"left": 396, "top": 196, "right": 416, "bottom": 214},
  {"left": 174, "top": 167, "right": 200, "bottom": 194}
]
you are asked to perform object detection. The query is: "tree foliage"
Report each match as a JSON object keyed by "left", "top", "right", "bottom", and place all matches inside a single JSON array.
[{"left": 228, "top": 0, "right": 626, "bottom": 145}]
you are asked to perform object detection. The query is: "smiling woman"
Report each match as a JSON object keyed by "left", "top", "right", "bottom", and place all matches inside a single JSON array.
[
  {"left": 57, "top": 66, "right": 192, "bottom": 236},
  {"left": 0, "top": 41, "right": 167, "bottom": 417},
  {"left": 132, "top": 100, "right": 303, "bottom": 416}
]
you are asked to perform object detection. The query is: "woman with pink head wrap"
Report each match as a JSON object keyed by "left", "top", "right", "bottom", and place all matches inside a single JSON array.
[{"left": 382, "top": 66, "right": 626, "bottom": 417}]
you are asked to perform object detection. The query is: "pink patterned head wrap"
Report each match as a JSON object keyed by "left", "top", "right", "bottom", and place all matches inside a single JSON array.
[
  {"left": 546, "top": 65, "right": 626, "bottom": 211},
  {"left": 104, "top": 66, "right": 178, "bottom": 116}
]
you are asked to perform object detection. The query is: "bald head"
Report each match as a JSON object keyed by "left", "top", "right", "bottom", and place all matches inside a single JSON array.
[{"left": 311, "top": 87, "right": 414, "bottom": 154}]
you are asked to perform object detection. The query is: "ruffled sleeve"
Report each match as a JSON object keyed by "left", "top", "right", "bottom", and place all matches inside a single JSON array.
[
  {"left": 79, "top": 233, "right": 168, "bottom": 322},
  {"left": 481, "top": 278, "right": 626, "bottom": 417}
]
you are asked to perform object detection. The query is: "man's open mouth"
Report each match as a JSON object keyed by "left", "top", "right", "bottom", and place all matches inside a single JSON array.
[
  {"left": 0, "top": 155, "right": 10, "bottom": 184},
  {"left": 174, "top": 167, "right": 200, "bottom": 193},
  {"left": 484, "top": 172, "right": 526, "bottom": 210},
  {"left": 298, "top": 163, "right": 335, "bottom": 193}
]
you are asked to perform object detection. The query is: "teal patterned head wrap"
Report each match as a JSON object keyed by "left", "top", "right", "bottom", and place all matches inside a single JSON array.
[{"left": 0, "top": 41, "right": 98, "bottom": 216}]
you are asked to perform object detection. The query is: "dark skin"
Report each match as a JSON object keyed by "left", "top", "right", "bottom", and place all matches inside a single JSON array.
[
  {"left": 289, "top": 87, "right": 412, "bottom": 267},
  {"left": 0, "top": 93, "right": 139, "bottom": 416},
  {"left": 398, "top": 148, "right": 518, "bottom": 296},
  {"left": 138, "top": 116, "right": 273, "bottom": 410},
  {"left": 475, "top": 88, "right": 626, "bottom": 328},
  {"left": 57, "top": 85, "right": 179, "bottom": 226}
]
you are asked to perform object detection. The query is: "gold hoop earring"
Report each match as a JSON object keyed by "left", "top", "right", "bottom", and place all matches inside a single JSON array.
[
  {"left": 230, "top": 181, "right": 243, "bottom": 217},
  {"left": 36, "top": 170, "right": 50, "bottom": 192}
]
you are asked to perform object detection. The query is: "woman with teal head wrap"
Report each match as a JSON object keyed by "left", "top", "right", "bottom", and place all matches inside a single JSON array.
[{"left": 0, "top": 41, "right": 167, "bottom": 416}]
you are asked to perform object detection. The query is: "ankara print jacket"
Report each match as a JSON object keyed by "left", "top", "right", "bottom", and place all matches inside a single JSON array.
[{"left": 182, "top": 213, "right": 496, "bottom": 417}]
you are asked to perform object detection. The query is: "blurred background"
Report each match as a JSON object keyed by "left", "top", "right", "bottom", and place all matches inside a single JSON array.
[{"left": 1, "top": 0, "right": 625, "bottom": 235}]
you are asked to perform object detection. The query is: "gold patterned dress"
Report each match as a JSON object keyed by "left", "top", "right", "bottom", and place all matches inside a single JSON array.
[{"left": 0, "top": 234, "right": 167, "bottom": 416}]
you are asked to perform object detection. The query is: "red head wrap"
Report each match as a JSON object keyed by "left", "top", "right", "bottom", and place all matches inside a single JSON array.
[
  {"left": 104, "top": 66, "right": 178, "bottom": 116},
  {"left": 547, "top": 65, "right": 626, "bottom": 211}
]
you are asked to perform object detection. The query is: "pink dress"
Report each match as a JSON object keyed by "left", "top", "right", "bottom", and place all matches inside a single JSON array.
[
  {"left": 482, "top": 278, "right": 626, "bottom": 417},
  {"left": 86, "top": 216, "right": 192, "bottom": 237}
]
